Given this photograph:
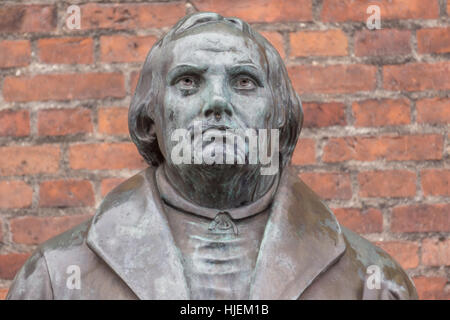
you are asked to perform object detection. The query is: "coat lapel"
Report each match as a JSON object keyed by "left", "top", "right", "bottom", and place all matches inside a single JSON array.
[
  {"left": 86, "top": 167, "right": 189, "bottom": 299},
  {"left": 249, "top": 166, "right": 347, "bottom": 299},
  {"left": 86, "top": 165, "right": 346, "bottom": 300}
]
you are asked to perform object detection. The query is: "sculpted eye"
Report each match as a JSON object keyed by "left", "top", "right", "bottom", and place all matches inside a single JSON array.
[
  {"left": 176, "top": 76, "right": 197, "bottom": 89},
  {"left": 233, "top": 76, "right": 256, "bottom": 90}
]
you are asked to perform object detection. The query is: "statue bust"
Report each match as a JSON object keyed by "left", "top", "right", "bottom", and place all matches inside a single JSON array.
[{"left": 7, "top": 12, "right": 417, "bottom": 300}]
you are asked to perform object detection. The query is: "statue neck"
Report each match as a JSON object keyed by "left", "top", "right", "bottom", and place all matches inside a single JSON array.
[{"left": 162, "top": 163, "right": 278, "bottom": 210}]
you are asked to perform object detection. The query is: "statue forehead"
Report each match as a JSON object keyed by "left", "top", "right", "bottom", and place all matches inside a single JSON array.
[{"left": 165, "top": 23, "right": 267, "bottom": 69}]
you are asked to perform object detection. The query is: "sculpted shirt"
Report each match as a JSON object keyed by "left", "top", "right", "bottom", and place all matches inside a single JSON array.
[{"left": 156, "top": 166, "right": 278, "bottom": 299}]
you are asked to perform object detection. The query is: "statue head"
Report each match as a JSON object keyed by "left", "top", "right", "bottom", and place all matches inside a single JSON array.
[{"left": 129, "top": 12, "right": 303, "bottom": 175}]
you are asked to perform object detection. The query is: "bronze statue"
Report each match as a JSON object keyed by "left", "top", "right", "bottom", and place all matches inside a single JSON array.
[{"left": 7, "top": 12, "right": 417, "bottom": 300}]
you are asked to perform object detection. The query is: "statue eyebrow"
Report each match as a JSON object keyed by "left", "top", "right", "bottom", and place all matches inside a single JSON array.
[
  {"left": 167, "top": 64, "right": 208, "bottom": 85},
  {"left": 227, "top": 64, "right": 264, "bottom": 87}
]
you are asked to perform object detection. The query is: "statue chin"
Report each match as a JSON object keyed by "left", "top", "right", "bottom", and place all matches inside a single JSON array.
[
  {"left": 169, "top": 144, "right": 255, "bottom": 177},
  {"left": 200, "top": 141, "right": 248, "bottom": 166}
]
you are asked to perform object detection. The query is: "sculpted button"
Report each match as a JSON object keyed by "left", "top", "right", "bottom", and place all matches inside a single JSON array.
[{"left": 208, "top": 212, "right": 238, "bottom": 235}]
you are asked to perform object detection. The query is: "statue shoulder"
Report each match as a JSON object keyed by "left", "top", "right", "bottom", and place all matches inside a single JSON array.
[
  {"left": 6, "top": 219, "right": 91, "bottom": 300},
  {"left": 38, "top": 168, "right": 155, "bottom": 254},
  {"left": 23, "top": 169, "right": 153, "bottom": 256},
  {"left": 7, "top": 168, "right": 155, "bottom": 299},
  {"left": 96, "top": 168, "right": 153, "bottom": 215},
  {"left": 340, "top": 226, "right": 418, "bottom": 299}
]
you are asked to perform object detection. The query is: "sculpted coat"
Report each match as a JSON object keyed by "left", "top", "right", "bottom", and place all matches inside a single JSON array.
[{"left": 7, "top": 166, "right": 417, "bottom": 300}]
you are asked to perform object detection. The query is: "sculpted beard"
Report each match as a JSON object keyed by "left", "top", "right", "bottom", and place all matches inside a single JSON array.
[
  {"left": 169, "top": 121, "right": 280, "bottom": 176},
  {"left": 169, "top": 121, "right": 251, "bottom": 172},
  {"left": 190, "top": 123, "right": 249, "bottom": 167}
]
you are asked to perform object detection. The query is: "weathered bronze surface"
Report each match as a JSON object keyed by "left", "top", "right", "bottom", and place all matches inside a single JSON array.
[{"left": 7, "top": 12, "right": 417, "bottom": 300}]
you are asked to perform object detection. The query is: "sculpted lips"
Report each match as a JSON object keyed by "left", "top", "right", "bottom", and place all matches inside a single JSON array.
[
  {"left": 202, "top": 124, "right": 230, "bottom": 134},
  {"left": 187, "top": 123, "right": 233, "bottom": 141}
]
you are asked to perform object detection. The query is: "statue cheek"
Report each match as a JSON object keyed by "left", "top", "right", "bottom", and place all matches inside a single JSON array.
[{"left": 242, "top": 98, "right": 273, "bottom": 128}]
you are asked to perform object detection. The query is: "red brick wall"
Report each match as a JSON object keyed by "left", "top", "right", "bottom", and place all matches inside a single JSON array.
[{"left": 0, "top": 0, "right": 449, "bottom": 300}]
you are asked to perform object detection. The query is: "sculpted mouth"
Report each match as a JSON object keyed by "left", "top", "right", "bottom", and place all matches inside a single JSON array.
[
  {"left": 201, "top": 124, "right": 230, "bottom": 134},
  {"left": 187, "top": 123, "right": 232, "bottom": 140}
]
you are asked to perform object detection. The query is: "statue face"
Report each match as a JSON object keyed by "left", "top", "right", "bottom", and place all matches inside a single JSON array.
[{"left": 156, "top": 23, "right": 275, "bottom": 167}]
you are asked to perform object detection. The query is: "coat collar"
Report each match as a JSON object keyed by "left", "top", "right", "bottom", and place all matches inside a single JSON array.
[{"left": 86, "top": 165, "right": 346, "bottom": 300}]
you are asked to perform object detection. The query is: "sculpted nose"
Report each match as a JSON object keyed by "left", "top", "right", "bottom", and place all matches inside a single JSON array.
[
  {"left": 203, "top": 96, "right": 233, "bottom": 120},
  {"left": 202, "top": 83, "right": 233, "bottom": 120}
]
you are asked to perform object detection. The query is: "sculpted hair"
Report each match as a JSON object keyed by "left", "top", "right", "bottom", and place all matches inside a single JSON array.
[{"left": 129, "top": 12, "right": 303, "bottom": 168}]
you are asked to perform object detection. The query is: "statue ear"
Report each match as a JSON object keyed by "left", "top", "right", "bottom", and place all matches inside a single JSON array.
[
  {"left": 278, "top": 91, "right": 303, "bottom": 168},
  {"left": 294, "top": 92, "right": 304, "bottom": 133},
  {"left": 276, "top": 100, "right": 287, "bottom": 130},
  {"left": 265, "top": 44, "right": 302, "bottom": 168},
  {"left": 129, "top": 98, "right": 162, "bottom": 167},
  {"left": 132, "top": 102, "right": 156, "bottom": 145},
  {"left": 128, "top": 53, "right": 165, "bottom": 167}
]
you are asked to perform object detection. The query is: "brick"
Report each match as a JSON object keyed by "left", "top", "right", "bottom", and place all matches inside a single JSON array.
[
  {"left": 0, "top": 288, "right": 7, "bottom": 300},
  {"left": 288, "top": 64, "right": 376, "bottom": 94},
  {"left": 290, "top": 30, "right": 348, "bottom": 57},
  {"left": 0, "top": 5, "right": 56, "bottom": 33},
  {"left": 10, "top": 214, "right": 91, "bottom": 245},
  {"left": 38, "top": 37, "right": 94, "bottom": 65},
  {"left": 38, "top": 108, "right": 92, "bottom": 136},
  {"left": 39, "top": 180, "right": 94, "bottom": 208},
  {"left": 383, "top": 62, "right": 450, "bottom": 91},
  {"left": 192, "top": 0, "right": 313, "bottom": 23},
  {"left": 321, "top": 0, "right": 439, "bottom": 22},
  {"left": 0, "top": 181, "right": 32, "bottom": 209},
  {"left": 100, "top": 35, "right": 157, "bottom": 63},
  {"left": 0, "top": 110, "right": 30, "bottom": 137},
  {"left": 303, "top": 102, "right": 346, "bottom": 128},
  {"left": 358, "top": 170, "right": 416, "bottom": 198},
  {"left": 391, "top": 204, "right": 450, "bottom": 233},
  {"left": 299, "top": 172, "right": 352, "bottom": 200},
  {"left": 69, "top": 143, "right": 146, "bottom": 170},
  {"left": 80, "top": 3, "right": 185, "bottom": 30},
  {"left": 354, "top": 29, "right": 411, "bottom": 57},
  {"left": 0, "top": 253, "right": 30, "bottom": 279},
  {"left": 413, "top": 277, "right": 449, "bottom": 300},
  {"left": 323, "top": 135, "right": 443, "bottom": 163},
  {"left": 422, "top": 239, "right": 450, "bottom": 266},
  {"left": 3, "top": 73, "right": 125, "bottom": 102},
  {"left": 352, "top": 99, "right": 410, "bottom": 127},
  {"left": 333, "top": 208, "right": 383, "bottom": 234},
  {"left": 101, "top": 178, "right": 127, "bottom": 196},
  {"left": 259, "top": 31, "right": 285, "bottom": 59},
  {"left": 421, "top": 169, "right": 450, "bottom": 197},
  {"left": 416, "top": 98, "right": 450, "bottom": 124},
  {"left": 291, "top": 138, "right": 315, "bottom": 165},
  {"left": 417, "top": 27, "right": 450, "bottom": 54},
  {"left": 98, "top": 107, "right": 129, "bottom": 135},
  {"left": 130, "top": 71, "right": 140, "bottom": 96},
  {"left": 375, "top": 241, "right": 419, "bottom": 269},
  {"left": 0, "top": 40, "right": 31, "bottom": 68},
  {"left": 0, "top": 145, "right": 60, "bottom": 176}
]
